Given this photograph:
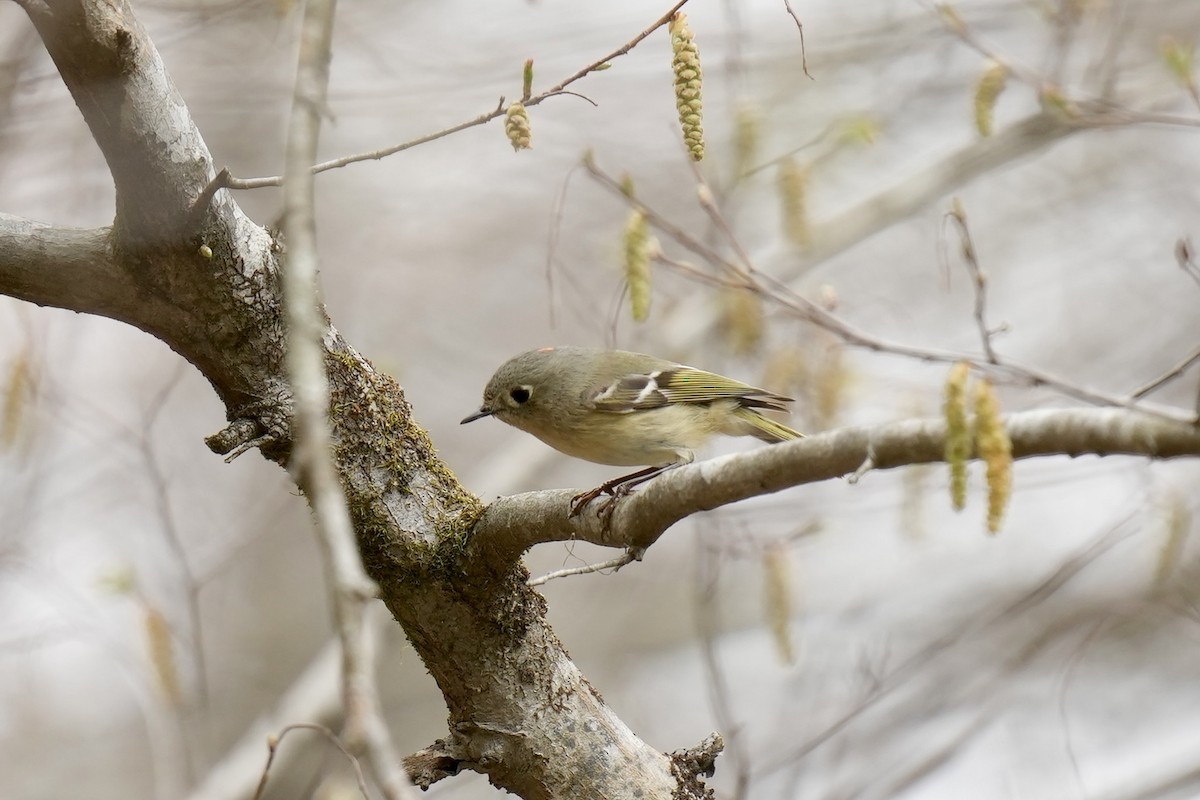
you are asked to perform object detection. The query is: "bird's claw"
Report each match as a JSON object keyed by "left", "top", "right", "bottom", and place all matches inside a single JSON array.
[{"left": 569, "top": 483, "right": 634, "bottom": 519}]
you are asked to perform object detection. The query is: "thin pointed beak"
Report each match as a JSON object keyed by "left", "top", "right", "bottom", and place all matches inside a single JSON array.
[{"left": 461, "top": 407, "right": 494, "bottom": 425}]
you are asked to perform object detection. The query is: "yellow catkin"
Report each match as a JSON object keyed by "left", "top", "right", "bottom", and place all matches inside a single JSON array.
[
  {"left": 973, "top": 61, "right": 1009, "bottom": 137},
  {"left": 811, "top": 344, "right": 847, "bottom": 431},
  {"left": 719, "top": 287, "right": 765, "bottom": 356},
  {"left": 777, "top": 156, "right": 810, "bottom": 248},
  {"left": 143, "top": 604, "right": 182, "bottom": 707},
  {"left": 763, "top": 544, "right": 795, "bottom": 665},
  {"left": 1153, "top": 491, "right": 1192, "bottom": 588},
  {"left": 669, "top": 13, "right": 705, "bottom": 161},
  {"left": 504, "top": 102, "right": 532, "bottom": 151},
  {"left": 623, "top": 209, "right": 652, "bottom": 322},
  {"left": 733, "top": 104, "right": 760, "bottom": 180},
  {"left": 2, "top": 353, "right": 32, "bottom": 449},
  {"left": 973, "top": 379, "right": 1012, "bottom": 534},
  {"left": 944, "top": 362, "right": 971, "bottom": 511}
]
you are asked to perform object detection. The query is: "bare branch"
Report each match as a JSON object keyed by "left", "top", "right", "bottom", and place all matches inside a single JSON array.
[
  {"left": 780, "top": 0, "right": 812, "bottom": 78},
  {"left": 1130, "top": 345, "right": 1200, "bottom": 400},
  {"left": 20, "top": 0, "right": 216, "bottom": 234},
  {"left": 586, "top": 156, "right": 1198, "bottom": 426},
  {"left": 282, "top": 1, "right": 414, "bottom": 797},
  {"left": 793, "top": 111, "right": 1082, "bottom": 266},
  {"left": 221, "top": 0, "right": 694, "bottom": 188},
  {"left": 471, "top": 408, "right": 1200, "bottom": 560},
  {"left": 252, "top": 724, "right": 371, "bottom": 800},
  {"left": 185, "top": 633, "right": 352, "bottom": 800},
  {"left": 526, "top": 548, "right": 644, "bottom": 586},
  {"left": 0, "top": 213, "right": 132, "bottom": 316},
  {"left": 943, "top": 200, "right": 1003, "bottom": 362}
]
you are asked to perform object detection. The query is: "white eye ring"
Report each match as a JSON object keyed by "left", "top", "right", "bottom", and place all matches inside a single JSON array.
[{"left": 509, "top": 385, "right": 533, "bottom": 404}]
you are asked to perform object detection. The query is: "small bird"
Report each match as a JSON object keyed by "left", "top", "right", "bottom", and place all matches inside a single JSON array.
[{"left": 462, "top": 346, "right": 802, "bottom": 515}]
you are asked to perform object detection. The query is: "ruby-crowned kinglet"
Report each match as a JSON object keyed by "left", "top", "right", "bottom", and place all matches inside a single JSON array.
[{"left": 462, "top": 346, "right": 802, "bottom": 513}]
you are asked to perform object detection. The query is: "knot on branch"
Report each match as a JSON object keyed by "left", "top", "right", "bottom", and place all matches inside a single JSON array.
[
  {"left": 669, "top": 731, "right": 723, "bottom": 797},
  {"left": 403, "top": 739, "right": 465, "bottom": 790},
  {"left": 205, "top": 417, "right": 260, "bottom": 454},
  {"left": 205, "top": 413, "right": 288, "bottom": 463}
]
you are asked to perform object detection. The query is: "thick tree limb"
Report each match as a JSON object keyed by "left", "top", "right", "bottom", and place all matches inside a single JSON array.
[
  {"left": 7, "top": 2, "right": 714, "bottom": 798},
  {"left": 471, "top": 408, "right": 1200, "bottom": 561},
  {"left": 22, "top": 0, "right": 212, "bottom": 236},
  {"left": 0, "top": 213, "right": 129, "bottom": 314}
]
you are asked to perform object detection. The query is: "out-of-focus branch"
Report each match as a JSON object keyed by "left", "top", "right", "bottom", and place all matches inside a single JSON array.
[
  {"left": 796, "top": 110, "right": 1081, "bottom": 266},
  {"left": 586, "top": 152, "right": 1199, "bottom": 426},
  {"left": 471, "top": 408, "right": 1200, "bottom": 562},
  {"left": 185, "top": 636, "right": 345, "bottom": 800},
  {"left": 281, "top": 1, "right": 413, "bottom": 798},
  {"left": 252, "top": 724, "right": 370, "bottom": 800},
  {"left": 942, "top": 201, "right": 1001, "bottom": 363}
]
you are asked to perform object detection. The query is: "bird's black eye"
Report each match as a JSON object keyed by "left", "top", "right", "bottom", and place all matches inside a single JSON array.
[{"left": 510, "top": 386, "right": 531, "bottom": 404}]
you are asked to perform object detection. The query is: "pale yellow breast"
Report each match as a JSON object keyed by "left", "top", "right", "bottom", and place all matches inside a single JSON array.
[{"left": 519, "top": 400, "right": 740, "bottom": 467}]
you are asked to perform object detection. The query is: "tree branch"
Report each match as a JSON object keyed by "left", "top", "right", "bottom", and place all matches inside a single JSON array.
[
  {"left": 8, "top": 3, "right": 717, "bottom": 797},
  {"left": 22, "top": 0, "right": 214, "bottom": 235},
  {"left": 471, "top": 408, "right": 1200, "bottom": 562},
  {"left": 219, "top": 0, "right": 694, "bottom": 188},
  {"left": 281, "top": 0, "right": 414, "bottom": 796},
  {"left": 0, "top": 213, "right": 130, "bottom": 315}
]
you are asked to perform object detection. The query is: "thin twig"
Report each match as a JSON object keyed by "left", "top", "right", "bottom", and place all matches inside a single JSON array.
[
  {"left": 932, "top": 2, "right": 1045, "bottom": 89},
  {"left": 542, "top": 89, "right": 599, "bottom": 106},
  {"left": 225, "top": 0, "right": 693, "bottom": 189},
  {"left": 527, "top": 547, "right": 644, "bottom": 586},
  {"left": 252, "top": 724, "right": 371, "bottom": 800},
  {"left": 1176, "top": 237, "right": 1200, "bottom": 289},
  {"left": 780, "top": 0, "right": 813, "bottom": 79},
  {"left": 1056, "top": 617, "right": 1113, "bottom": 797},
  {"left": 187, "top": 167, "right": 230, "bottom": 234},
  {"left": 692, "top": 172, "right": 758, "bottom": 279},
  {"left": 761, "top": 510, "right": 1142, "bottom": 775},
  {"left": 848, "top": 444, "right": 876, "bottom": 484},
  {"left": 943, "top": 200, "right": 1002, "bottom": 363},
  {"left": 695, "top": 528, "right": 753, "bottom": 799},
  {"left": 1044, "top": 0, "right": 1084, "bottom": 88},
  {"left": 536, "top": 0, "right": 691, "bottom": 98},
  {"left": 1130, "top": 345, "right": 1200, "bottom": 400},
  {"left": 544, "top": 165, "right": 582, "bottom": 330},
  {"left": 140, "top": 364, "right": 212, "bottom": 720}
]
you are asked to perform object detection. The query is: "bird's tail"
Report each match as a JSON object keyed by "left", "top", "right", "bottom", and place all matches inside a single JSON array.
[{"left": 733, "top": 407, "right": 804, "bottom": 443}]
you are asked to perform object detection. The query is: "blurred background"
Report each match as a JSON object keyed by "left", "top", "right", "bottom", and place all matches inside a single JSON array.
[{"left": 2, "top": 0, "right": 1200, "bottom": 797}]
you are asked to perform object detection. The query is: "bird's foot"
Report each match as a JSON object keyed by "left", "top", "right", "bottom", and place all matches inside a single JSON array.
[{"left": 569, "top": 481, "right": 636, "bottom": 519}]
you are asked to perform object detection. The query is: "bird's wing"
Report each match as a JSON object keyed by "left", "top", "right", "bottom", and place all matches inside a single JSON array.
[{"left": 587, "top": 366, "right": 792, "bottom": 413}]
